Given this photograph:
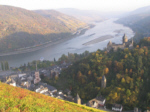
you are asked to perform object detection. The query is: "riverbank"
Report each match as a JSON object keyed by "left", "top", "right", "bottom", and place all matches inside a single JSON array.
[
  {"left": 0, "top": 25, "right": 94, "bottom": 57},
  {"left": 83, "top": 35, "right": 113, "bottom": 46}
]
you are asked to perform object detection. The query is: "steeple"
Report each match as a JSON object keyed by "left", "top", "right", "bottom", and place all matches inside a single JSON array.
[
  {"left": 108, "top": 41, "right": 112, "bottom": 45},
  {"left": 74, "top": 93, "right": 81, "bottom": 104},
  {"left": 131, "top": 38, "right": 133, "bottom": 44},
  {"left": 77, "top": 93, "right": 80, "bottom": 100},
  {"left": 123, "top": 34, "right": 128, "bottom": 43}
]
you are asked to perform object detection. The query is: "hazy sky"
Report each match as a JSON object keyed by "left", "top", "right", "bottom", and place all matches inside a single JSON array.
[{"left": 0, "top": 0, "right": 150, "bottom": 12}]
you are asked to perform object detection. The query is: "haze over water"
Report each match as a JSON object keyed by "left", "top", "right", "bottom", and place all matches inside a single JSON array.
[{"left": 0, "top": 18, "right": 134, "bottom": 67}]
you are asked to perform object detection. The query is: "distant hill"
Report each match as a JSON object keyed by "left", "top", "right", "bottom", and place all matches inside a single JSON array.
[
  {"left": 0, "top": 5, "right": 88, "bottom": 52},
  {"left": 129, "top": 5, "right": 150, "bottom": 15},
  {"left": 56, "top": 8, "right": 106, "bottom": 23},
  {"left": 0, "top": 81, "right": 104, "bottom": 112},
  {"left": 116, "top": 5, "right": 150, "bottom": 42},
  {"left": 34, "top": 10, "right": 88, "bottom": 30}
]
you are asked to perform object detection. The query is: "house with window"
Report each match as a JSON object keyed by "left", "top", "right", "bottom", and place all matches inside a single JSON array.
[{"left": 112, "top": 104, "right": 123, "bottom": 111}]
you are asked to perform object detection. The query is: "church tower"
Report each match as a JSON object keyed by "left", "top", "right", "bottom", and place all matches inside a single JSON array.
[
  {"left": 123, "top": 34, "right": 128, "bottom": 43},
  {"left": 101, "top": 75, "right": 106, "bottom": 88},
  {"left": 74, "top": 93, "right": 81, "bottom": 105}
]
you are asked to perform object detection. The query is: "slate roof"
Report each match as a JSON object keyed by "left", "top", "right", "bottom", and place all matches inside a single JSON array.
[
  {"left": 112, "top": 104, "right": 123, "bottom": 108},
  {"left": 96, "top": 96, "right": 105, "bottom": 101}
]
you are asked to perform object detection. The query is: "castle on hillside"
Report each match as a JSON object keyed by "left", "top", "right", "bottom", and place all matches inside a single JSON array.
[{"left": 107, "top": 34, "right": 133, "bottom": 52}]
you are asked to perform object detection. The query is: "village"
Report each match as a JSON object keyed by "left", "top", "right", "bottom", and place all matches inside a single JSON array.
[
  {"left": 0, "top": 60, "right": 149, "bottom": 112},
  {"left": 0, "top": 34, "right": 150, "bottom": 112}
]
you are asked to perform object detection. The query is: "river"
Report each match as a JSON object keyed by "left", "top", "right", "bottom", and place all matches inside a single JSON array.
[{"left": 0, "top": 18, "right": 134, "bottom": 67}]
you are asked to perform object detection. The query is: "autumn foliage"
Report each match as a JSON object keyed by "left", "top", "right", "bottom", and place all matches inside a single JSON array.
[{"left": 0, "top": 82, "right": 105, "bottom": 112}]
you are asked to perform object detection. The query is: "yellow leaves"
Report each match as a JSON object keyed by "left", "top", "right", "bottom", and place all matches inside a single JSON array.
[
  {"left": 124, "top": 48, "right": 129, "bottom": 52},
  {"left": 0, "top": 82, "right": 105, "bottom": 112},
  {"left": 136, "top": 45, "right": 139, "bottom": 48},
  {"left": 145, "top": 51, "right": 148, "bottom": 56},
  {"left": 116, "top": 74, "right": 121, "bottom": 80},
  {"left": 125, "top": 69, "right": 128, "bottom": 74},
  {"left": 138, "top": 48, "right": 144, "bottom": 54},
  {"left": 129, "top": 69, "right": 133, "bottom": 74},
  {"left": 124, "top": 54, "right": 128, "bottom": 59},
  {"left": 117, "top": 87, "right": 121, "bottom": 91},
  {"left": 104, "top": 68, "right": 109, "bottom": 75},
  {"left": 121, "top": 78, "right": 126, "bottom": 83},
  {"left": 88, "top": 70, "right": 92, "bottom": 76}
]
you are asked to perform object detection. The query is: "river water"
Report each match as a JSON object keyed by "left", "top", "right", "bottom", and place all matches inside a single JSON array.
[{"left": 0, "top": 18, "right": 134, "bottom": 67}]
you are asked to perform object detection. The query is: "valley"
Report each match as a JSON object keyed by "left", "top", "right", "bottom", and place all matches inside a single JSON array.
[
  {"left": 1, "top": 1, "right": 150, "bottom": 112},
  {"left": 0, "top": 19, "right": 134, "bottom": 67}
]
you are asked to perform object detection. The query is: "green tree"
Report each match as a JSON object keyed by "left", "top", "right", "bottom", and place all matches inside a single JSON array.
[
  {"left": 121, "top": 78, "right": 126, "bottom": 83},
  {"left": 126, "top": 89, "right": 131, "bottom": 97},
  {"left": 1, "top": 62, "right": 4, "bottom": 71},
  {"left": 137, "top": 56, "right": 143, "bottom": 74},
  {"left": 54, "top": 58, "right": 56, "bottom": 62},
  {"left": 4, "top": 61, "right": 8, "bottom": 70}
]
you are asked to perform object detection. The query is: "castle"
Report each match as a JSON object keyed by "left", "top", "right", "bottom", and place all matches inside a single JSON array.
[{"left": 107, "top": 34, "right": 133, "bottom": 52}]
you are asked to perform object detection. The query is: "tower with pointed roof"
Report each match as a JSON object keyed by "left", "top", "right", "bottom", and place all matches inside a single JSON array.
[
  {"left": 107, "top": 41, "right": 112, "bottom": 47},
  {"left": 101, "top": 75, "right": 106, "bottom": 88},
  {"left": 123, "top": 34, "right": 128, "bottom": 43},
  {"left": 74, "top": 93, "right": 81, "bottom": 104}
]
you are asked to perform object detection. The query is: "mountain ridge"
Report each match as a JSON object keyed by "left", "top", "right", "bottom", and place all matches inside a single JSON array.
[
  {"left": 116, "top": 5, "right": 150, "bottom": 42},
  {"left": 0, "top": 5, "right": 88, "bottom": 52}
]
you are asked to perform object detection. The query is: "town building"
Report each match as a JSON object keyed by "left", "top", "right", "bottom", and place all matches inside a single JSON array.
[
  {"left": 34, "top": 71, "right": 41, "bottom": 84},
  {"left": 112, "top": 104, "right": 123, "bottom": 111},
  {"left": 74, "top": 94, "right": 81, "bottom": 105},
  {"left": 87, "top": 96, "right": 106, "bottom": 108}
]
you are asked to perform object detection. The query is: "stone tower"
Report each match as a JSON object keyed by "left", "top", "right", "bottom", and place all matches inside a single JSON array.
[
  {"left": 131, "top": 38, "right": 134, "bottom": 45},
  {"left": 123, "top": 34, "right": 128, "bottom": 43},
  {"left": 75, "top": 93, "right": 81, "bottom": 105},
  {"left": 107, "top": 41, "right": 112, "bottom": 47},
  {"left": 34, "top": 71, "right": 41, "bottom": 84},
  {"left": 101, "top": 75, "right": 106, "bottom": 88}
]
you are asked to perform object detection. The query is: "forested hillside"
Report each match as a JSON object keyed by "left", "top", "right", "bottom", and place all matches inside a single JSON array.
[
  {"left": 0, "top": 5, "right": 88, "bottom": 52},
  {"left": 116, "top": 6, "right": 150, "bottom": 42},
  {"left": 34, "top": 10, "right": 88, "bottom": 30},
  {"left": 0, "top": 81, "right": 105, "bottom": 112},
  {"left": 51, "top": 37, "right": 150, "bottom": 110}
]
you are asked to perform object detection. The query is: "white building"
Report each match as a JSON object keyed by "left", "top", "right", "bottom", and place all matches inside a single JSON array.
[{"left": 112, "top": 104, "right": 123, "bottom": 111}]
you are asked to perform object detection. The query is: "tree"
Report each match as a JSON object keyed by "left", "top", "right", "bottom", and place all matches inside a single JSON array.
[
  {"left": 5, "top": 61, "right": 9, "bottom": 71},
  {"left": 1, "top": 62, "right": 4, "bottom": 71},
  {"left": 116, "top": 74, "right": 121, "bottom": 80},
  {"left": 126, "top": 89, "right": 131, "bottom": 97},
  {"left": 121, "top": 78, "right": 126, "bottom": 83},
  {"left": 104, "top": 68, "right": 109, "bottom": 75},
  {"left": 77, "top": 71, "right": 82, "bottom": 82},
  {"left": 130, "top": 80, "right": 134, "bottom": 89},
  {"left": 54, "top": 58, "right": 56, "bottom": 62},
  {"left": 147, "top": 93, "right": 150, "bottom": 103},
  {"left": 137, "top": 56, "right": 143, "bottom": 74}
]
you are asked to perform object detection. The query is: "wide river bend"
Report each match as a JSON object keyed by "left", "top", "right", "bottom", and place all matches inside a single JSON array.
[{"left": 0, "top": 18, "right": 134, "bottom": 67}]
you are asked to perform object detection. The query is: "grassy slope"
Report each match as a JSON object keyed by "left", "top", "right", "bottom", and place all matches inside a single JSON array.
[{"left": 0, "top": 82, "right": 105, "bottom": 112}]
